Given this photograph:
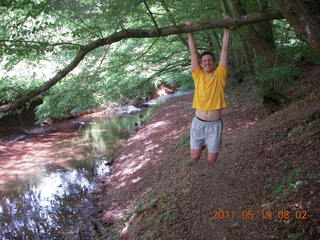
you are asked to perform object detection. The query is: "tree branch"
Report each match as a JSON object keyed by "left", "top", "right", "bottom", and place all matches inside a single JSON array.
[
  {"left": 159, "top": 0, "right": 188, "bottom": 47},
  {"left": 0, "top": 39, "right": 83, "bottom": 47},
  {"left": 131, "top": 38, "right": 160, "bottom": 61},
  {"left": 51, "top": 10, "right": 102, "bottom": 39},
  {"left": 142, "top": 0, "right": 160, "bottom": 33},
  {"left": 230, "top": 0, "right": 277, "bottom": 66},
  {"left": 0, "top": 9, "right": 283, "bottom": 113}
]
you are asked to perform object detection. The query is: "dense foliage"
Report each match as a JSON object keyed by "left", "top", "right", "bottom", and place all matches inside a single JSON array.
[{"left": 0, "top": 0, "right": 319, "bottom": 122}]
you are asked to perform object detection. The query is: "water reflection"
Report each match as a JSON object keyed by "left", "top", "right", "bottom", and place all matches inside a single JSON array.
[
  {"left": 0, "top": 157, "right": 109, "bottom": 240},
  {"left": 0, "top": 91, "right": 191, "bottom": 239},
  {"left": 0, "top": 112, "right": 116, "bottom": 239}
]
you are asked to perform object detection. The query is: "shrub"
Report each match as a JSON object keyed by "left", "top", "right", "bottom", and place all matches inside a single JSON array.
[{"left": 247, "top": 65, "right": 299, "bottom": 98}]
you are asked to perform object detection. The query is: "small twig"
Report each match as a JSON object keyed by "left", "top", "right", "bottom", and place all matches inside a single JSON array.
[
  {"left": 142, "top": 0, "right": 160, "bottom": 33},
  {"left": 51, "top": 10, "right": 102, "bottom": 39},
  {"left": 0, "top": 39, "right": 83, "bottom": 47},
  {"left": 131, "top": 38, "right": 159, "bottom": 61},
  {"left": 159, "top": 0, "right": 188, "bottom": 47},
  {"left": 97, "top": 228, "right": 119, "bottom": 240}
]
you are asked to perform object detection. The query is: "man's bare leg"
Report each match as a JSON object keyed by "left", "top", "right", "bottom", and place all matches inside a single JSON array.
[
  {"left": 207, "top": 152, "right": 218, "bottom": 164},
  {"left": 191, "top": 148, "right": 201, "bottom": 160}
]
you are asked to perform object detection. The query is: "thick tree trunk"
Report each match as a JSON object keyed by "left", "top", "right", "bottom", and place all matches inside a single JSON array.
[
  {"left": 0, "top": 9, "right": 282, "bottom": 113},
  {"left": 240, "top": 28, "right": 277, "bottom": 66},
  {"left": 254, "top": 0, "right": 276, "bottom": 53},
  {"left": 229, "top": 0, "right": 277, "bottom": 66},
  {"left": 238, "top": 33, "right": 255, "bottom": 76},
  {"left": 272, "top": 0, "right": 320, "bottom": 55}
]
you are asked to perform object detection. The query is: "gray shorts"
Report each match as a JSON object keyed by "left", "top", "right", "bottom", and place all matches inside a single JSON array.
[{"left": 190, "top": 117, "right": 223, "bottom": 153}]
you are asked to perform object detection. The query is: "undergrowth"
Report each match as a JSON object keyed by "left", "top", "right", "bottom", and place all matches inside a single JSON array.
[
  {"left": 264, "top": 168, "right": 320, "bottom": 201},
  {"left": 246, "top": 65, "right": 299, "bottom": 99}
]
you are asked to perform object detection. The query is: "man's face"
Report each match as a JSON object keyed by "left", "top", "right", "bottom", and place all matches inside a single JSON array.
[{"left": 200, "top": 54, "right": 215, "bottom": 73}]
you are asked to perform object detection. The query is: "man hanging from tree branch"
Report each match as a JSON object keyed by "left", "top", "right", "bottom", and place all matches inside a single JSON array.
[{"left": 186, "top": 16, "right": 230, "bottom": 164}]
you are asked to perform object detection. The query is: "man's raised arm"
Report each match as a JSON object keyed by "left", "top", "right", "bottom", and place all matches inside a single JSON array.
[
  {"left": 219, "top": 16, "right": 231, "bottom": 68},
  {"left": 186, "top": 22, "right": 200, "bottom": 72}
]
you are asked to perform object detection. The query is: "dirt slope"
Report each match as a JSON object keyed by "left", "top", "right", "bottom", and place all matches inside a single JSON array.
[{"left": 93, "top": 66, "right": 320, "bottom": 240}]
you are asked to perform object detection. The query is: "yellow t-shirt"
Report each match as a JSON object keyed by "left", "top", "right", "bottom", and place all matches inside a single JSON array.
[{"left": 192, "top": 64, "right": 228, "bottom": 111}]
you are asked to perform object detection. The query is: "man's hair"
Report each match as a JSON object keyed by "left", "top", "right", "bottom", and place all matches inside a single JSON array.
[{"left": 199, "top": 51, "right": 216, "bottom": 62}]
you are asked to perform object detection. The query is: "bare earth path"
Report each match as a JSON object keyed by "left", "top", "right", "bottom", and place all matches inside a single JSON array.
[
  {"left": 93, "top": 86, "right": 271, "bottom": 239},
  {"left": 93, "top": 70, "right": 320, "bottom": 240}
]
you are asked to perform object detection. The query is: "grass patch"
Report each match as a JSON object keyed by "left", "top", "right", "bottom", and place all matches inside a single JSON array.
[
  {"left": 156, "top": 210, "right": 176, "bottom": 228},
  {"left": 165, "top": 134, "right": 190, "bottom": 153},
  {"left": 289, "top": 233, "right": 304, "bottom": 240},
  {"left": 105, "top": 191, "right": 179, "bottom": 239},
  {"left": 265, "top": 167, "right": 320, "bottom": 201},
  {"left": 265, "top": 168, "right": 308, "bottom": 201}
]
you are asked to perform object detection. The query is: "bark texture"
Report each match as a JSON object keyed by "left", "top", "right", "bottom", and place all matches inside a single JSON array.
[
  {"left": 272, "top": 0, "right": 320, "bottom": 55},
  {"left": 229, "top": 0, "right": 277, "bottom": 66}
]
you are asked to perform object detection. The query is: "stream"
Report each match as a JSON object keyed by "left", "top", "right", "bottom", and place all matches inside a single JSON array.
[
  {"left": 0, "top": 119, "right": 112, "bottom": 239},
  {"left": 0, "top": 91, "right": 193, "bottom": 240}
]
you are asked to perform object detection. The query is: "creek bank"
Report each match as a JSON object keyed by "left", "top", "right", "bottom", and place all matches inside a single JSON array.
[
  {"left": 0, "top": 91, "right": 193, "bottom": 240},
  {"left": 0, "top": 88, "right": 190, "bottom": 146},
  {"left": 90, "top": 66, "right": 320, "bottom": 240}
]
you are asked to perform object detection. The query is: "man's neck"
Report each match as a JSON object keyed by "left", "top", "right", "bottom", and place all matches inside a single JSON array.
[{"left": 203, "top": 69, "right": 214, "bottom": 74}]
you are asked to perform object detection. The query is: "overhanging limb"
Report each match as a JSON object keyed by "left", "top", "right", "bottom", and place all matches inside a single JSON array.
[{"left": 0, "top": 9, "right": 283, "bottom": 113}]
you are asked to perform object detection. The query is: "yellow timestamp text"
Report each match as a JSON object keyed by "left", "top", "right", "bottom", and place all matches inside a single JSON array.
[{"left": 210, "top": 210, "right": 308, "bottom": 220}]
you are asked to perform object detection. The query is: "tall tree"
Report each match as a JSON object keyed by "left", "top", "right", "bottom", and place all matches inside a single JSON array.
[
  {"left": 227, "top": 0, "right": 277, "bottom": 66},
  {"left": 272, "top": 0, "right": 320, "bottom": 55}
]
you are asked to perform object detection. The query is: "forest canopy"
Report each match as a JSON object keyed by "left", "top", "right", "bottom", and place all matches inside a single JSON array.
[{"left": 0, "top": 0, "right": 319, "bottom": 122}]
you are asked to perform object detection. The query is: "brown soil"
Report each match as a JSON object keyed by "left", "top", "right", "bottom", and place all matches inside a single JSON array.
[{"left": 92, "top": 65, "right": 320, "bottom": 240}]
